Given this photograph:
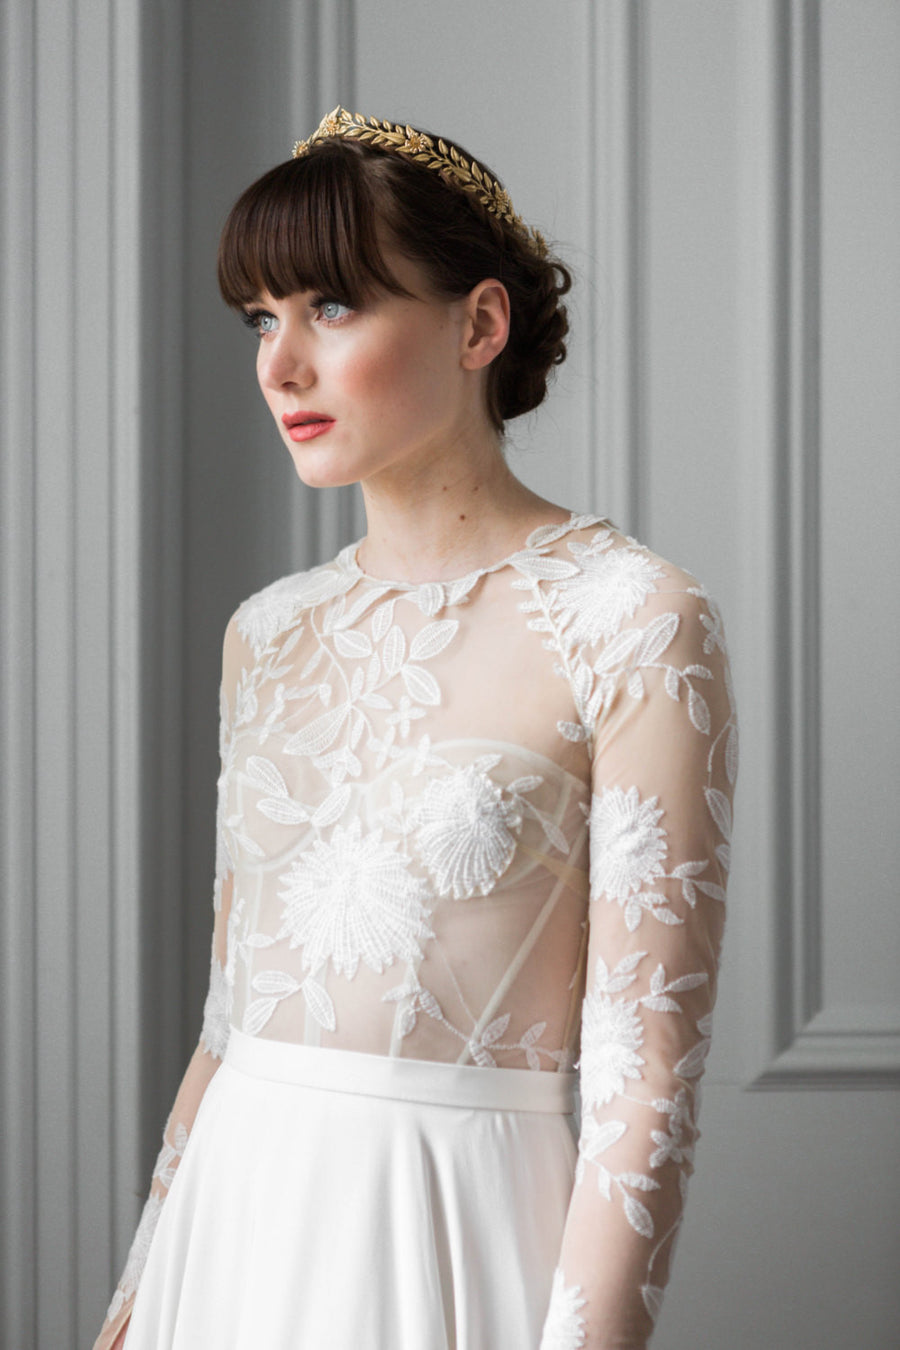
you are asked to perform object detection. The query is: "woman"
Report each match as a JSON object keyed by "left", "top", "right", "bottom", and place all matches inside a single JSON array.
[{"left": 95, "top": 107, "right": 736, "bottom": 1350}]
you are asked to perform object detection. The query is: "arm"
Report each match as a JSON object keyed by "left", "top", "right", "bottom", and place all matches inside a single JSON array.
[
  {"left": 93, "top": 620, "right": 243, "bottom": 1349},
  {"left": 541, "top": 582, "right": 737, "bottom": 1349}
]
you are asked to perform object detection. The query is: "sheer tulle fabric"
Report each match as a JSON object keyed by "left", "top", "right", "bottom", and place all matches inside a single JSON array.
[{"left": 94, "top": 516, "right": 736, "bottom": 1350}]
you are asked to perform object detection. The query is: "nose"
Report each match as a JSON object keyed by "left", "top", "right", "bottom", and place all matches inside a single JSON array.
[{"left": 257, "top": 326, "right": 316, "bottom": 393}]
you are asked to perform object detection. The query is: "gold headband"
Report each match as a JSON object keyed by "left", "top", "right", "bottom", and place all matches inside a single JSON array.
[{"left": 292, "top": 106, "right": 547, "bottom": 258}]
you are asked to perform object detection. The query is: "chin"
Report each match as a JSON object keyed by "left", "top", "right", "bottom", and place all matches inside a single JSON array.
[{"left": 288, "top": 455, "right": 361, "bottom": 491}]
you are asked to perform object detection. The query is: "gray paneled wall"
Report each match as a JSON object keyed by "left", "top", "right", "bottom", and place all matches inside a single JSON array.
[{"left": 2, "top": 2, "right": 898, "bottom": 1347}]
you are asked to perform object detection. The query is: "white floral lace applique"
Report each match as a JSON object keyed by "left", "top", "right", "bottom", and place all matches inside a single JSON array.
[
  {"left": 555, "top": 529, "right": 666, "bottom": 645},
  {"left": 199, "top": 954, "right": 230, "bottom": 1060},
  {"left": 540, "top": 1268, "right": 587, "bottom": 1349},
  {"left": 103, "top": 1121, "right": 188, "bottom": 1323},
  {"left": 414, "top": 762, "right": 524, "bottom": 899},
  {"left": 275, "top": 820, "right": 432, "bottom": 977}
]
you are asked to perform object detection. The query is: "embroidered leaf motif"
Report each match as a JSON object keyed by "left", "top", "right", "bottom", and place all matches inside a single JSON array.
[
  {"left": 627, "top": 670, "right": 645, "bottom": 699},
  {"left": 365, "top": 653, "right": 381, "bottom": 691},
  {"left": 401, "top": 664, "right": 441, "bottom": 706},
  {"left": 481, "top": 1013, "right": 511, "bottom": 1045},
  {"left": 398, "top": 1005, "right": 417, "bottom": 1037},
  {"left": 512, "top": 554, "right": 579, "bottom": 581},
  {"left": 664, "top": 665, "right": 681, "bottom": 700},
  {"left": 299, "top": 647, "right": 324, "bottom": 679},
  {"left": 581, "top": 1116, "right": 627, "bottom": 1157},
  {"left": 371, "top": 599, "right": 395, "bottom": 641},
  {"left": 704, "top": 786, "right": 733, "bottom": 840},
  {"left": 593, "top": 627, "right": 642, "bottom": 674},
  {"left": 245, "top": 932, "right": 276, "bottom": 949},
  {"left": 620, "top": 1172, "right": 661, "bottom": 1192},
  {"left": 521, "top": 1022, "right": 547, "bottom": 1047},
  {"left": 643, "top": 995, "right": 682, "bottom": 1013},
  {"left": 665, "top": 972, "right": 708, "bottom": 993},
  {"left": 675, "top": 1040, "right": 710, "bottom": 1078},
  {"left": 409, "top": 619, "right": 458, "bottom": 661},
  {"left": 242, "top": 997, "right": 278, "bottom": 1036},
  {"left": 251, "top": 970, "right": 300, "bottom": 997},
  {"left": 687, "top": 687, "right": 711, "bottom": 733},
  {"left": 334, "top": 629, "right": 372, "bottom": 658},
  {"left": 257, "top": 797, "right": 310, "bottom": 825},
  {"left": 558, "top": 719, "right": 588, "bottom": 743},
  {"left": 283, "top": 702, "right": 349, "bottom": 757},
  {"left": 415, "top": 583, "right": 445, "bottom": 617},
  {"left": 302, "top": 977, "right": 336, "bottom": 1031},
  {"left": 446, "top": 573, "right": 480, "bottom": 606},
  {"left": 726, "top": 725, "right": 740, "bottom": 785},
  {"left": 418, "top": 990, "right": 443, "bottom": 1020},
  {"left": 311, "top": 785, "right": 351, "bottom": 828},
  {"left": 382, "top": 626, "right": 407, "bottom": 676},
  {"left": 634, "top": 612, "right": 680, "bottom": 665},
  {"left": 642, "top": 1285, "right": 665, "bottom": 1324},
  {"left": 623, "top": 1193, "right": 654, "bottom": 1238},
  {"left": 245, "top": 755, "right": 289, "bottom": 797}
]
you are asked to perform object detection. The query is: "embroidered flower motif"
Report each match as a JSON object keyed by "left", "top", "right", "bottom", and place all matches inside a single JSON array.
[
  {"left": 276, "top": 821, "right": 431, "bottom": 977},
  {"left": 590, "top": 786, "right": 667, "bottom": 901},
  {"left": 650, "top": 1088, "right": 695, "bottom": 1168},
  {"left": 580, "top": 992, "right": 646, "bottom": 1109},
  {"left": 415, "top": 765, "right": 522, "bottom": 899},
  {"left": 540, "top": 1268, "right": 587, "bottom": 1349},
  {"left": 236, "top": 565, "right": 355, "bottom": 656},
  {"left": 556, "top": 545, "right": 664, "bottom": 646}
]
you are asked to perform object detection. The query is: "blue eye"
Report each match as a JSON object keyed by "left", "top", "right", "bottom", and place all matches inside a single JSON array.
[
  {"left": 241, "top": 308, "right": 278, "bottom": 338},
  {"left": 318, "top": 299, "right": 352, "bottom": 322}
]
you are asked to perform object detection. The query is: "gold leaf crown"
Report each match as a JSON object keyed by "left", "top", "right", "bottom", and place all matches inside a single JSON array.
[{"left": 292, "top": 106, "right": 547, "bottom": 258}]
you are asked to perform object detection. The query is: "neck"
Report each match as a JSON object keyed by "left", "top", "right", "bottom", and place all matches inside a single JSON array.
[{"left": 357, "top": 432, "right": 569, "bottom": 583}]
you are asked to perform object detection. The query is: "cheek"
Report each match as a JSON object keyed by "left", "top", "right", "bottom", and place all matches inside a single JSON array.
[{"left": 350, "top": 328, "right": 454, "bottom": 415}]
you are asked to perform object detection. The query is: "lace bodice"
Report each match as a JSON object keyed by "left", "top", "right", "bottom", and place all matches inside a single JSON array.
[{"left": 96, "top": 514, "right": 736, "bottom": 1349}]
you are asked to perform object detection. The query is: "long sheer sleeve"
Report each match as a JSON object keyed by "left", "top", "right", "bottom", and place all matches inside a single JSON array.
[
  {"left": 92, "top": 619, "right": 244, "bottom": 1350},
  {"left": 540, "top": 575, "right": 737, "bottom": 1349}
]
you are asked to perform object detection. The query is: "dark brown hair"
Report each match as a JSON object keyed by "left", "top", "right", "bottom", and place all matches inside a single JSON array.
[{"left": 218, "top": 135, "right": 572, "bottom": 432}]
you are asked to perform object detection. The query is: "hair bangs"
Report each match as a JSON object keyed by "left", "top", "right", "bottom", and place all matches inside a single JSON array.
[{"left": 217, "top": 149, "right": 407, "bottom": 310}]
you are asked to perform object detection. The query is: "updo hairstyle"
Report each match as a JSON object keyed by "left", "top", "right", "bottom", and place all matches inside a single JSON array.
[{"left": 217, "top": 132, "right": 572, "bottom": 432}]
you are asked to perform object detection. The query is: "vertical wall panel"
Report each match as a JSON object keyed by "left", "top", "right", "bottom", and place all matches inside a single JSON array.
[
  {"left": 1, "top": 7, "right": 38, "bottom": 1347},
  {"left": 1, "top": 0, "right": 158, "bottom": 1344},
  {"left": 736, "top": 0, "right": 900, "bottom": 1086},
  {"left": 5, "top": 2, "right": 899, "bottom": 1347}
]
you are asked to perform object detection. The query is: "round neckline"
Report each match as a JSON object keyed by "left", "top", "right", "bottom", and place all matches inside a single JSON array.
[{"left": 339, "top": 511, "right": 604, "bottom": 590}]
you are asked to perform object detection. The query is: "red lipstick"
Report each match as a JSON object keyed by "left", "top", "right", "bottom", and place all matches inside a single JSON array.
[{"left": 282, "top": 411, "right": 335, "bottom": 443}]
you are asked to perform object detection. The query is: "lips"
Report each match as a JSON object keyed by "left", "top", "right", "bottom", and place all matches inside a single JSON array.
[{"left": 282, "top": 411, "right": 335, "bottom": 443}]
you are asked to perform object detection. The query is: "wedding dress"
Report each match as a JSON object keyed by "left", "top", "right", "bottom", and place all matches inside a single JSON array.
[{"left": 94, "top": 513, "right": 736, "bottom": 1350}]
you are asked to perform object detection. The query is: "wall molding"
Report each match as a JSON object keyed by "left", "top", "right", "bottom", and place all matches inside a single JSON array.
[
  {"left": 590, "top": 0, "right": 644, "bottom": 535},
  {"left": 288, "top": 0, "right": 365, "bottom": 572},
  {"left": 741, "top": 0, "right": 900, "bottom": 1090},
  {"left": 0, "top": 0, "right": 187, "bottom": 1343}
]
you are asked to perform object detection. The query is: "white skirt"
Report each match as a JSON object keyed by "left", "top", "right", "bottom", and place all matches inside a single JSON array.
[{"left": 125, "top": 1030, "right": 578, "bottom": 1350}]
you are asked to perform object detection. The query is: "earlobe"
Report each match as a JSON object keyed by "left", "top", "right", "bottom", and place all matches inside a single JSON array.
[{"left": 460, "top": 280, "right": 510, "bottom": 371}]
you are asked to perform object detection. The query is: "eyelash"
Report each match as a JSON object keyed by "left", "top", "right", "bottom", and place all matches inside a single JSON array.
[{"left": 240, "top": 297, "right": 353, "bottom": 338}]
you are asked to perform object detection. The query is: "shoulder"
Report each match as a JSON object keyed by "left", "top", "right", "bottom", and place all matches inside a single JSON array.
[
  {"left": 540, "top": 520, "right": 723, "bottom": 653},
  {"left": 229, "top": 547, "right": 361, "bottom": 659}
]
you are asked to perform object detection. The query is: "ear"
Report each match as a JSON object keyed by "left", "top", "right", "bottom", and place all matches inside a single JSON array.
[{"left": 459, "top": 279, "right": 510, "bottom": 371}]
